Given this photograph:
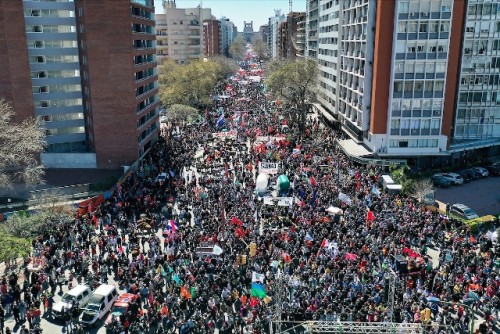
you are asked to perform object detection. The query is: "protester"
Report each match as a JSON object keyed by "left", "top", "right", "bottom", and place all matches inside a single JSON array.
[{"left": 0, "top": 47, "right": 498, "bottom": 334}]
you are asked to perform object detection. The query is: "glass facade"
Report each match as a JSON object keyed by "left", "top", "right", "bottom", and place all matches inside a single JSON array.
[
  {"left": 455, "top": 0, "right": 500, "bottom": 140},
  {"left": 23, "top": 0, "right": 86, "bottom": 153}
]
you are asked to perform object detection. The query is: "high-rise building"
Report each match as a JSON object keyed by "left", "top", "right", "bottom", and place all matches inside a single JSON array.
[
  {"left": 268, "top": 10, "right": 286, "bottom": 59},
  {"left": 203, "top": 19, "right": 221, "bottom": 57},
  {"left": 453, "top": 0, "right": 500, "bottom": 152},
  {"left": 0, "top": 0, "right": 159, "bottom": 169},
  {"left": 243, "top": 21, "right": 254, "bottom": 42},
  {"left": 155, "top": 0, "right": 211, "bottom": 65},
  {"left": 276, "top": 12, "right": 306, "bottom": 60},
  {"left": 220, "top": 17, "right": 237, "bottom": 57},
  {"left": 308, "top": 0, "right": 500, "bottom": 164}
]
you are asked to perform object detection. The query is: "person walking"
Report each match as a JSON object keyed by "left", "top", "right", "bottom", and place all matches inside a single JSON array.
[{"left": 11, "top": 303, "right": 19, "bottom": 324}]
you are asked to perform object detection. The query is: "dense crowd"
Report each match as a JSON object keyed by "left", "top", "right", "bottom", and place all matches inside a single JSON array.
[{"left": 1, "top": 51, "right": 499, "bottom": 334}]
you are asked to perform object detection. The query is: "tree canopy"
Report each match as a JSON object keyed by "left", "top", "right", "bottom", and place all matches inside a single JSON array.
[
  {"left": 166, "top": 104, "right": 200, "bottom": 123},
  {"left": 0, "top": 99, "right": 46, "bottom": 187},
  {"left": 159, "top": 58, "right": 236, "bottom": 109},
  {"left": 265, "top": 59, "right": 318, "bottom": 131},
  {"left": 0, "top": 229, "right": 31, "bottom": 263},
  {"left": 228, "top": 37, "right": 247, "bottom": 61},
  {"left": 251, "top": 36, "right": 268, "bottom": 61}
]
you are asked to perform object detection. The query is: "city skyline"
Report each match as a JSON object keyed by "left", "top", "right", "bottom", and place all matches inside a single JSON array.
[{"left": 153, "top": 0, "right": 306, "bottom": 31}]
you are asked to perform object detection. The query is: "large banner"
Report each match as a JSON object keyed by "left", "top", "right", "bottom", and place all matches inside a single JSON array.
[
  {"left": 255, "top": 135, "right": 286, "bottom": 143},
  {"left": 262, "top": 197, "right": 293, "bottom": 207},
  {"left": 212, "top": 130, "right": 237, "bottom": 138},
  {"left": 259, "top": 162, "right": 279, "bottom": 174}
]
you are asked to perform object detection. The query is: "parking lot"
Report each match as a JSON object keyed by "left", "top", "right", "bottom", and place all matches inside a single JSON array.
[{"left": 435, "top": 175, "right": 500, "bottom": 217}]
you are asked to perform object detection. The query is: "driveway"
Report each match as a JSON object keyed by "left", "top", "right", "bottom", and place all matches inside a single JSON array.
[{"left": 435, "top": 176, "right": 500, "bottom": 216}]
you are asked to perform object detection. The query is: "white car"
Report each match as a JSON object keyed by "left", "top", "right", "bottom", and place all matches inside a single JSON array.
[
  {"left": 450, "top": 204, "right": 479, "bottom": 220},
  {"left": 472, "top": 167, "right": 489, "bottom": 177},
  {"left": 441, "top": 173, "right": 464, "bottom": 185}
]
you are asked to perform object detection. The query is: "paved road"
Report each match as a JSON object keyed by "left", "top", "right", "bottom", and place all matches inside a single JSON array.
[{"left": 435, "top": 176, "right": 500, "bottom": 216}]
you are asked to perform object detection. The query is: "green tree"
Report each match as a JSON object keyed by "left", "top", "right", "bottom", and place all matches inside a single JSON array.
[
  {"left": 166, "top": 104, "right": 200, "bottom": 123},
  {"left": 210, "top": 56, "right": 239, "bottom": 79},
  {"left": 229, "top": 37, "right": 247, "bottom": 61},
  {"left": 159, "top": 59, "right": 222, "bottom": 108},
  {"left": 0, "top": 229, "right": 31, "bottom": 264},
  {"left": 265, "top": 59, "right": 318, "bottom": 132},
  {"left": 0, "top": 99, "right": 46, "bottom": 187},
  {"left": 251, "top": 36, "right": 268, "bottom": 61}
]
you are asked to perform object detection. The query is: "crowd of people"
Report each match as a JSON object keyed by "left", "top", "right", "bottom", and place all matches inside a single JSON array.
[{"left": 1, "top": 49, "right": 499, "bottom": 334}]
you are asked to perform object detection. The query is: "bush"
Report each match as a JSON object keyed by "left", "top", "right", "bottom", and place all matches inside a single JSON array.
[{"left": 464, "top": 215, "right": 498, "bottom": 233}]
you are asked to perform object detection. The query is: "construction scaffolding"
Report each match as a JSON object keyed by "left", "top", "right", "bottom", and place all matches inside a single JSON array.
[{"left": 270, "top": 321, "right": 423, "bottom": 334}]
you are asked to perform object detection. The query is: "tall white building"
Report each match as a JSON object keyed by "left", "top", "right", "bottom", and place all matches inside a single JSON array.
[
  {"left": 268, "top": 10, "right": 286, "bottom": 59},
  {"left": 220, "top": 17, "right": 237, "bottom": 57}
]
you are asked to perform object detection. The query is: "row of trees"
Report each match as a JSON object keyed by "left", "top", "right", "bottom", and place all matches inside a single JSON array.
[{"left": 159, "top": 56, "right": 238, "bottom": 110}]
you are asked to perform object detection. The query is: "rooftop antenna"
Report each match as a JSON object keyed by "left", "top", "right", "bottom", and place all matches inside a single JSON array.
[{"left": 289, "top": 0, "right": 292, "bottom": 13}]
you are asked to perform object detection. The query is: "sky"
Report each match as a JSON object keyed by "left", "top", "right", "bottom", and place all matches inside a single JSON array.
[{"left": 154, "top": 0, "right": 306, "bottom": 31}]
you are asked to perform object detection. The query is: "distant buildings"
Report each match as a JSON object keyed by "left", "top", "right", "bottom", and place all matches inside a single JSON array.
[
  {"left": 276, "top": 12, "right": 306, "bottom": 59},
  {"left": 155, "top": 0, "right": 211, "bottom": 65},
  {"left": 220, "top": 17, "right": 238, "bottom": 57},
  {"left": 0, "top": 0, "right": 160, "bottom": 169},
  {"left": 268, "top": 10, "right": 286, "bottom": 58},
  {"left": 203, "top": 19, "right": 221, "bottom": 57},
  {"left": 301, "top": 0, "right": 500, "bottom": 166}
]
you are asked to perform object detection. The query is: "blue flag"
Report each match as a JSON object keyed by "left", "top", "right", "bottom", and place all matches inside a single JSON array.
[{"left": 216, "top": 113, "right": 225, "bottom": 127}]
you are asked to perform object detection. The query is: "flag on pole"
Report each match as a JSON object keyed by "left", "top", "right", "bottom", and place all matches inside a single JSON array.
[
  {"left": 305, "top": 233, "right": 314, "bottom": 241},
  {"left": 250, "top": 283, "right": 267, "bottom": 298},
  {"left": 230, "top": 217, "right": 244, "bottom": 226},
  {"left": 167, "top": 219, "right": 179, "bottom": 232},
  {"left": 251, "top": 271, "right": 265, "bottom": 283},
  {"left": 371, "top": 184, "right": 381, "bottom": 197},
  {"left": 216, "top": 113, "right": 225, "bottom": 127},
  {"left": 366, "top": 210, "right": 375, "bottom": 221},
  {"left": 308, "top": 176, "right": 318, "bottom": 187},
  {"left": 321, "top": 239, "right": 330, "bottom": 248}
]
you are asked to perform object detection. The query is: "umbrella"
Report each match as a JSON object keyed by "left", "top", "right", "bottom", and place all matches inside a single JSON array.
[
  {"left": 426, "top": 296, "right": 440, "bottom": 303},
  {"left": 326, "top": 206, "right": 343, "bottom": 215}
]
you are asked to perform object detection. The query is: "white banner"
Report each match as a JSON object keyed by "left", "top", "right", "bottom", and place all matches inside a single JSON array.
[
  {"left": 212, "top": 130, "right": 237, "bottom": 138},
  {"left": 259, "top": 162, "right": 279, "bottom": 174},
  {"left": 255, "top": 135, "right": 286, "bottom": 143},
  {"left": 277, "top": 197, "right": 293, "bottom": 207},
  {"left": 263, "top": 197, "right": 274, "bottom": 205}
]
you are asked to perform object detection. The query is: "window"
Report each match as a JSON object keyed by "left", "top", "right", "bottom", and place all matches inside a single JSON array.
[
  {"left": 436, "top": 62, "right": 446, "bottom": 73},
  {"left": 430, "top": 22, "right": 439, "bottom": 33},
  {"left": 415, "top": 63, "right": 425, "bottom": 73},
  {"left": 399, "top": 141, "right": 408, "bottom": 148},
  {"left": 408, "top": 22, "right": 418, "bottom": 33},
  {"left": 394, "top": 81, "right": 403, "bottom": 93},
  {"left": 426, "top": 63, "right": 435, "bottom": 73},
  {"left": 418, "top": 139, "right": 428, "bottom": 147},
  {"left": 409, "top": 140, "right": 418, "bottom": 147},
  {"left": 435, "top": 81, "right": 444, "bottom": 91},
  {"left": 422, "top": 119, "right": 431, "bottom": 129},
  {"left": 425, "top": 81, "right": 433, "bottom": 92},
  {"left": 419, "top": 23, "right": 428, "bottom": 33},
  {"left": 405, "top": 62, "right": 414, "bottom": 72},
  {"left": 399, "top": 2, "right": 409, "bottom": 14},
  {"left": 404, "top": 81, "right": 413, "bottom": 92},
  {"left": 391, "top": 119, "right": 400, "bottom": 129},
  {"left": 398, "top": 22, "right": 407, "bottom": 33},
  {"left": 431, "top": 119, "right": 440, "bottom": 129},
  {"left": 440, "top": 22, "right": 450, "bottom": 32},
  {"left": 415, "top": 81, "right": 423, "bottom": 92}
]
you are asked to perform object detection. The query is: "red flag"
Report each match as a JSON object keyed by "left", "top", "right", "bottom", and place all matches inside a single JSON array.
[
  {"left": 321, "top": 239, "right": 330, "bottom": 248},
  {"left": 148, "top": 289, "right": 154, "bottom": 305},
  {"left": 235, "top": 227, "right": 246, "bottom": 238},
  {"left": 308, "top": 176, "right": 318, "bottom": 187},
  {"left": 366, "top": 211, "right": 375, "bottom": 221},
  {"left": 250, "top": 297, "right": 260, "bottom": 307},
  {"left": 230, "top": 217, "right": 243, "bottom": 226}
]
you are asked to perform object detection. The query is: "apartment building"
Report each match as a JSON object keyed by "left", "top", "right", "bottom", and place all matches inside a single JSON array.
[
  {"left": 203, "top": 19, "right": 221, "bottom": 57},
  {"left": 268, "top": 10, "right": 286, "bottom": 59},
  {"left": 221, "top": 17, "right": 238, "bottom": 57},
  {"left": 276, "top": 12, "right": 306, "bottom": 60},
  {"left": 0, "top": 0, "right": 159, "bottom": 169},
  {"left": 155, "top": 0, "right": 211, "bottom": 65},
  {"left": 307, "top": 0, "right": 499, "bottom": 165},
  {"left": 453, "top": 1, "right": 500, "bottom": 152}
]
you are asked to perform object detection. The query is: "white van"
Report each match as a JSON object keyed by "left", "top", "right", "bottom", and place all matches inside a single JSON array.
[
  {"left": 52, "top": 285, "right": 91, "bottom": 319},
  {"left": 79, "top": 284, "right": 118, "bottom": 327}
]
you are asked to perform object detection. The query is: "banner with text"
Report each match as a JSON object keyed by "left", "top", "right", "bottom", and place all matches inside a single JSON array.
[
  {"left": 259, "top": 162, "right": 279, "bottom": 174},
  {"left": 212, "top": 130, "right": 237, "bottom": 138}
]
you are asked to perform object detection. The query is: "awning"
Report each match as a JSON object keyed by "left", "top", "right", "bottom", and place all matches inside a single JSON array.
[
  {"left": 313, "top": 103, "right": 337, "bottom": 123},
  {"left": 337, "top": 139, "right": 372, "bottom": 157}
]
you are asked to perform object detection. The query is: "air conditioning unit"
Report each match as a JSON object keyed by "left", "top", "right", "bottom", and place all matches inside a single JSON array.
[
  {"left": 410, "top": 12, "right": 415, "bottom": 16},
  {"left": 422, "top": 12, "right": 429, "bottom": 16}
]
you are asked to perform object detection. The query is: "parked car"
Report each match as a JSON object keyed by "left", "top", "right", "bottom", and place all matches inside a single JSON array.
[
  {"left": 455, "top": 170, "right": 471, "bottom": 183},
  {"left": 431, "top": 174, "right": 452, "bottom": 188},
  {"left": 472, "top": 167, "right": 489, "bottom": 177},
  {"left": 461, "top": 168, "right": 481, "bottom": 180},
  {"left": 441, "top": 173, "right": 464, "bottom": 185},
  {"left": 450, "top": 203, "right": 479, "bottom": 220},
  {"left": 486, "top": 165, "right": 500, "bottom": 176}
]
